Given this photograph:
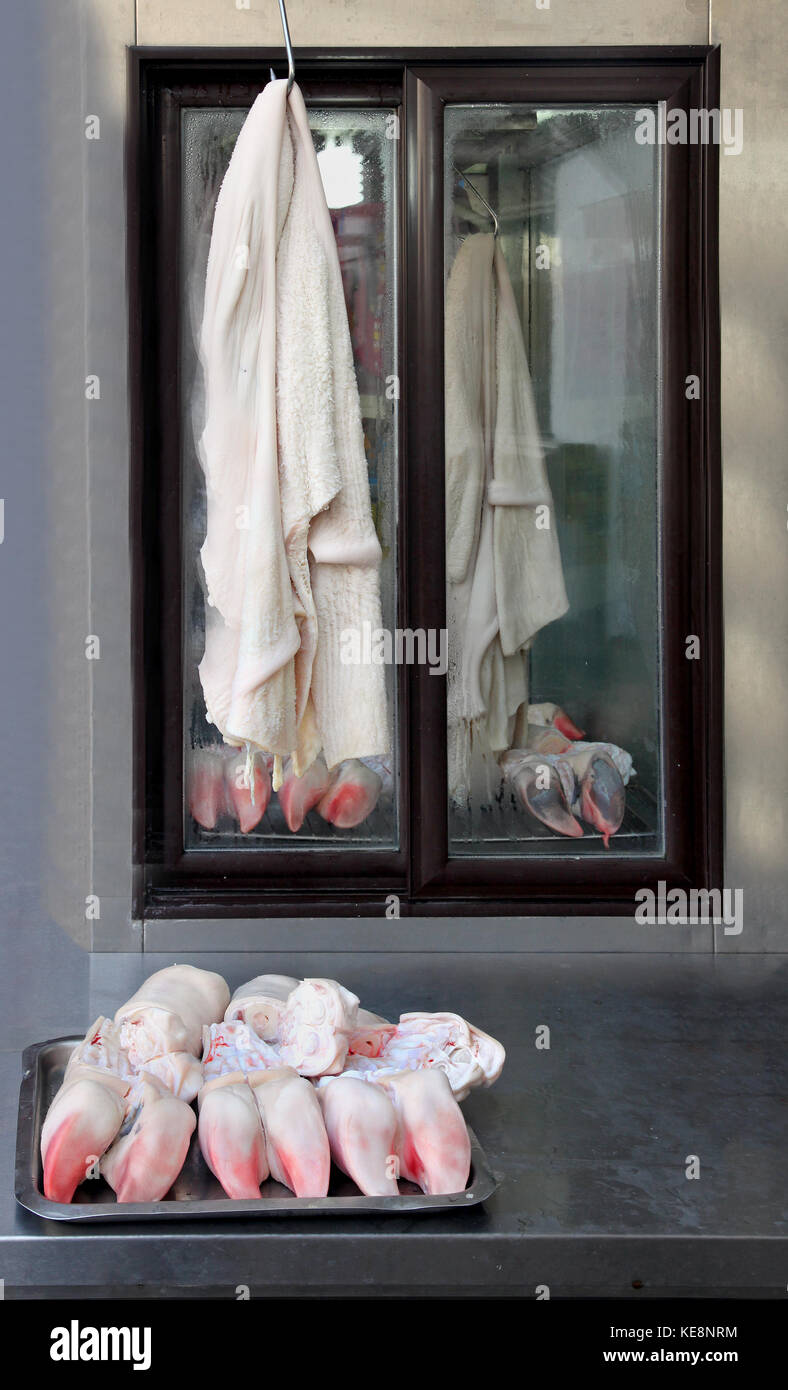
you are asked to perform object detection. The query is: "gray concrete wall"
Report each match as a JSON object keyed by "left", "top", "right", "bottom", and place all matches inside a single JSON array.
[
  {"left": 711, "top": 0, "right": 788, "bottom": 951},
  {"left": 3, "top": 1, "right": 784, "bottom": 957}
]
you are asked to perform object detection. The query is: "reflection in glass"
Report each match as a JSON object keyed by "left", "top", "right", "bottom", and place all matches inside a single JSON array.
[
  {"left": 181, "top": 106, "right": 398, "bottom": 849},
  {"left": 445, "top": 106, "right": 663, "bottom": 856}
]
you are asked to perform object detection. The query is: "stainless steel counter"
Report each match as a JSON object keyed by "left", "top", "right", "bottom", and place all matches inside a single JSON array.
[{"left": 2, "top": 949, "right": 785, "bottom": 1298}]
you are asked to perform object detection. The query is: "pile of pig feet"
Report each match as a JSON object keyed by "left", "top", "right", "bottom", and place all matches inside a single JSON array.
[
  {"left": 500, "top": 702, "right": 635, "bottom": 848},
  {"left": 41, "top": 966, "right": 505, "bottom": 1205},
  {"left": 189, "top": 747, "right": 389, "bottom": 835}
]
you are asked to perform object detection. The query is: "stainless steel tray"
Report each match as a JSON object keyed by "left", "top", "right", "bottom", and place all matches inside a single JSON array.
[{"left": 15, "top": 1036, "right": 499, "bottom": 1221}]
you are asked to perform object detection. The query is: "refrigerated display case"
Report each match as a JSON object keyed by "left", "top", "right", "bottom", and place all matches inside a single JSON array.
[{"left": 132, "top": 51, "right": 721, "bottom": 918}]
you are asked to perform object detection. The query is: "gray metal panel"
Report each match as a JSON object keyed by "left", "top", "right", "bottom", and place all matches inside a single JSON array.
[
  {"left": 0, "top": 5, "right": 52, "bottom": 957},
  {"left": 712, "top": 0, "right": 788, "bottom": 953},
  {"left": 0, "top": 922, "right": 90, "bottom": 1054},
  {"left": 42, "top": 0, "right": 139, "bottom": 952},
  {"left": 144, "top": 915, "right": 716, "bottom": 953}
]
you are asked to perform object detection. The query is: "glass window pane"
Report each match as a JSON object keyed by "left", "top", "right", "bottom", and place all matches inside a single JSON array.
[
  {"left": 181, "top": 105, "right": 399, "bottom": 849},
  {"left": 445, "top": 105, "right": 663, "bottom": 857}
]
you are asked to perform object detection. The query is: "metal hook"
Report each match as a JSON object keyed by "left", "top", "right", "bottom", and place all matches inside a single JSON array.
[
  {"left": 452, "top": 159, "right": 499, "bottom": 238},
  {"left": 270, "top": 0, "right": 296, "bottom": 94}
]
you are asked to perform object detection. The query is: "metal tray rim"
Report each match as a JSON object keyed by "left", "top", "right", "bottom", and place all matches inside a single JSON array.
[{"left": 15, "top": 1036, "right": 499, "bottom": 1222}]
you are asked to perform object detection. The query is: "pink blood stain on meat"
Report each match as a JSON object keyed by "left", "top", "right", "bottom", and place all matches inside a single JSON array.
[
  {"left": 43, "top": 1116, "right": 92, "bottom": 1204},
  {"left": 316, "top": 761, "right": 383, "bottom": 829},
  {"left": 348, "top": 1024, "right": 397, "bottom": 1058},
  {"left": 553, "top": 711, "right": 585, "bottom": 740},
  {"left": 273, "top": 1144, "right": 328, "bottom": 1199},
  {"left": 400, "top": 1136, "right": 424, "bottom": 1187},
  {"left": 215, "top": 1155, "right": 264, "bottom": 1199},
  {"left": 319, "top": 782, "right": 366, "bottom": 828}
]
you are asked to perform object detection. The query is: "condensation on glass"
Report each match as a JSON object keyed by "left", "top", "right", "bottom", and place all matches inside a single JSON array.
[
  {"left": 180, "top": 106, "right": 399, "bottom": 849},
  {"left": 445, "top": 105, "right": 664, "bottom": 857}
]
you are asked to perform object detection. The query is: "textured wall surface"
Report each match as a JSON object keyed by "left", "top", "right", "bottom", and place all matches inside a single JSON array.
[
  {"left": 711, "top": 0, "right": 788, "bottom": 950},
  {"left": 13, "top": 0, "right": 785, "bottom": 952},
  {"left": 137, "top": 0, "right": 709, "bottom": 47},
  {"left": 43, "top": 0, "right": 137, "bottom": 952}
]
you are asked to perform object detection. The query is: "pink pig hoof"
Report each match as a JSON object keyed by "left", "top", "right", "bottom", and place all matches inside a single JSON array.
[
  {"left": 384, "top": 1069, "right": 471, "bottom": 1197},
  {"left": 277, "top": 757, "right": 330, "bottom": 832},
  {"left": 225, "top": 752, "right": 271, "bottom": 833},
  {"left": 249, "top": 1068, "right": 331, "bottom": 1199},
  {"left": 319, "top": 1076, "right": 399, "bottom": 1197},
  {"left": 198, "top": 1073, "right": 269, "bottom": 1199},
  {"left": 41, "top": 1068, "right": 129, "bottom": 1204},
  {"left": 100, "top": 1075, "right": 196, "bottom": 1204},
  {"left": 189, "top": 749, "right": 226, "bottom": 830}
]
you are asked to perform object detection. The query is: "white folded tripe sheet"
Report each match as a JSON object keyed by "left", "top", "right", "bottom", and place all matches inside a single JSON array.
[
  {"left": 445, "top": 232, "right": 569, "bottom": 801},
  {"left": 196, "top": 78, "right": 389, "bottom": 776}
]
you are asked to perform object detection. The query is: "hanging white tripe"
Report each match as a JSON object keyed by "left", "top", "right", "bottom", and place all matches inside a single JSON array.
[
  {"left": 196, "top": 79, "right": 389, "bottom": 779},
  {"left": 444, "top": 232, "right": 569, "bottom": 802}
]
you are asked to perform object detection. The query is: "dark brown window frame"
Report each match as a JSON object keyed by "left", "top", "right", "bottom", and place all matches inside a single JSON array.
[{"left": 129, "top": 46, "right": 722, "bottom": 920}]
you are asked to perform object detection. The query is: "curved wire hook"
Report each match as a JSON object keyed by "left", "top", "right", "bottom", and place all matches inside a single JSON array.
[
  {"left": 270, "top": 0, "right": 295, "bottom": 93},
  {"left": 452, "top": 159, "right": 499, "bottom": 237}
]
